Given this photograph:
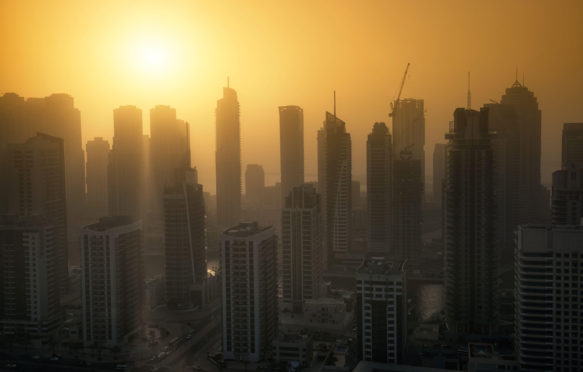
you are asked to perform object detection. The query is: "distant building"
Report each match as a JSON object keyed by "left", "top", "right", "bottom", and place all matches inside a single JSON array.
[
  {"left": 466, "top": 343, "right": 518, "bottom": 372},
  {"left": 5, "top": 134, "right": 68, "bottom": 293},
  {"left": 356, "top": 257, "right": 406, "bottom": 364},
  {"left": 392, "top": 98, "right": 425, "bottom": 185},
  {"left": 432, "top": 143, "right": 447, "bottom": 204},
  {"left": 444, "top": 108, "right": 496, "bottom": 335},
  {"left": 281, "top": 184, "right": 323, "bottom": 313},
  {"left": 108, "top": 106, "right": 143, "bottom": 220},
  {"left": 392, "top": 149, "right": 422, "bottom": 260},
  {"left": 221, "top": 222, "right": 278, "bottom": 362},
  {"left": 279, "top": 105, "right": 304, "bottom": 203},
  {"left": 85, "top": 137, "right": 110, "bottom": 220},
  {"left": 215, "top": 85, "right": 242, "bottom": 229},
  {"left": 317, "top": 112, "right": 352, "bottom": 268},
  {"left": 0, "top": 215, "right": 62, "bottom": 336},
  {"left": 366, "top": 122, "right": 392, "bottom": 254},
  {"left": 552, "top": 164, "right": 583, "bottom": 226},
  {"left": 515, "top": 224, "right": 583, "bottom": 370},
  {"left": 272, "top": 333, "right": 313, "bottom": 367},
  {"left": 81, "top": 217, "right": 143, "bottom": 348},
  {"left": 561, "top": 122, "right": 583, "bottom": 167},
  {"left": 245, "top": 164, "right": 265, "bottom": 209},
  {"left": 163, "top": 168, "right": 207, "bottom": 309}
]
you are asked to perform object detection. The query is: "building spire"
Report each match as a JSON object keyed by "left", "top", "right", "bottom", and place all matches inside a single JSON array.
[
  {"left": 467, "top": 71, "right": 471, "bottom": 110},
  {"left": 227, "top": 76, "right": 230, "bottom": 88},
  {"left": 333, "top": 90, "right": 336, "bottom": 120}
]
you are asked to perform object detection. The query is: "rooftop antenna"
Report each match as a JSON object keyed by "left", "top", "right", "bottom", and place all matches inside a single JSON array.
[
  {"left": 515, "top": 67, "right": 518, "bottom": 82},
  {"left": 227, "top": 76, "right": 230, "bottom": 88},
  {"left": 522, "top": 72, "right": 525, "bottom": 86},
  {"left": 467, "top": 71, "right": 471, "bottom": 110}
]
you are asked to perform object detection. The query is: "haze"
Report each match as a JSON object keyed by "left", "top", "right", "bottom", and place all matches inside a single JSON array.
[{"left": 1, "top": 0, "right": 582, "bottom": 190}]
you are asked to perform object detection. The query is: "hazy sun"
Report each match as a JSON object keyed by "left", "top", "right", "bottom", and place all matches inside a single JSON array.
[{"left": 137, "top": 40, "right": 169, "bottom": 74}]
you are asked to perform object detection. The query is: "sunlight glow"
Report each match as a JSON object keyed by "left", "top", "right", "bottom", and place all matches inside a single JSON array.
[{"left": 135, "top": 39, "right": 171, "bottom": 75}]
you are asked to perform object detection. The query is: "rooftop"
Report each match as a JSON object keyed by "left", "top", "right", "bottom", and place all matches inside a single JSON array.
[
  {"left": 357, "top": 256, "right": 405, "bottom": 275},
  {"left": 223, "top": 222, "right": 271, "bottom": 237},
  {"left": 85, "top": 216, "right": 136, "bottom": 231}
]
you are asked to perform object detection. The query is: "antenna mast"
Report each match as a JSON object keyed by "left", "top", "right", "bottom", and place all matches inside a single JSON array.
[
  {"left": 467, "top": 71, "right": 471, "bottom": 110},
  {"left": 333, "top": 90, "right": 336, "bottom": 120}
]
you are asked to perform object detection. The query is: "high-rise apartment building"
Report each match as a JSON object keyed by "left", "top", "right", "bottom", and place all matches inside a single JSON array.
[
  {"left": 0, "top": 215, "right": 61, "bottom": 335},
  {"left": 515, "top": 224, "right": 583, "bottom": 371},
  {"left": 221, "top": 222, "right": 278, "bottom": 362},
  {"left": 444, "top": 108, "right": 496, "bottom": 335},
  {"left": 216, "top": 86, "right": 242, "bottom": 229},
  {"left": 81, "top": 217, "right": 143, "bottom": 348},
  {"left": 552, "top": 165, "right": 583, "bottom": 226},
  {"left": 108, "top": 106, "right": 143, "bottom": 220},
  {"left": 281, "top": 184, "right": 323, "bottom": 313},
  {"left": 0, "top": 93, "right": 84, "bottom": 251},
  {"left": 163, "top": 168, "right": 207, "bottom": 309},
  {"left": 150, "top": 106, "right": 190, "bottom": 231},
  {"left": 356, "top": 257, "right": 406, "bottom": 364},
  {"left": 279, "top": 105, "right": 304, "bottom": 202},
  {"left": 391, "top": 98, "right": 425, "bottom": 184},
  {"left": 5, "top": 134, "right": 68, "bottom": 293},
  {"left": 366, "top": 122, "right": 392, "bottom": 254},
  {"left": 245, "top": 164, "right": 265, "bottom": 209},
  {"left": 392, "top": 150, "right": 422, "bottom": 260},
  {"left": 85, "top": 137, "right": 110, "bottom": 220},
  {"left": 432, "top": 143, "right": 447, "bottom": 203},
  {"left": 317, "top": 111, "right": 352, "bottom": 268}
]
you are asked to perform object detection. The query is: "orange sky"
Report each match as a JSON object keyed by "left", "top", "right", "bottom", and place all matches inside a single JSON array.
[{"left": 1, "top": 0, "right": 582, "bottom": 192}]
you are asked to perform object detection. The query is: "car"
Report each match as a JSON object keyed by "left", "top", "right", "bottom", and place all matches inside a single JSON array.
[
  {"left": 50, "top": 355, "right": 61, "bottom": 361},
  {"left": 31, "top": 355, "right": 41, "bottom": 360},
  {"left": 5, "top": 361, "right": 17, "bottom": 369}
]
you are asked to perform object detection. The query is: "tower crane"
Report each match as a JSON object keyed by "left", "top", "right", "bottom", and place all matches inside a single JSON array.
[{"left": 389, "top": 63, "right": 410, "bottom": 117}]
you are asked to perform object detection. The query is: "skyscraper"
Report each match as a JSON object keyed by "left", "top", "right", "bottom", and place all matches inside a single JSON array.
[
  {"left": 432, "top": 143, "right": 447, "bottom": 204},
  {"left": 392, "top": 149, "right": 422, "bottom": 260},
  {"left": 552, "top": 165, "right": 583, "bottom": 226},
  {"left": 281, "top": 184, "right": 323, "bottom": 313},
  {"left": 245, "top": 164, "right": 265, "bottom": 209},
  {"left": 0, "top": 93, "right": 84, "bottom": 251},
  {"left": 150, "top": 106, "right": 190, "bottom": 231},
  {"left": 279, "top": 105, "right": 304, "bottom": 202},
  {"left": 317, "top": 111, "right": 352, "bottom": 268},
  {"left": 515, "top": 224, "right": 583, "bottom": 370},
  {"left": 391, "top": 98, "right": 425, "bottom": 184},
  {"left": 81, "top": 217, "right": 143, "bottom": 348},
  {"left": 0, "top": 215, "right": 61, "bottom": 335},
  {"left": 221, "top": 222, "right": 278, "bottom": 362},
  {"left": 366, "top": 122, "right": 392, "bottom": 254},
  {"left": 444, "top": 108, "right": 496, "bottom": 335},
  {"left": 108, "top": 106, "right": 143, "bottom": 220},
  {"left": 215, "top": 85, "right": 241, "bottom": 229},
  {"left": 356, "top": 257, "right": 406, "bottom": 364},
  {"left": 562, "top": 122, "right": 583, "bottom": 167},
  {"left": 85, "top": 137, "right": 110, "bottom": 220},
  {"left": 5, "top": 134, "right": 68, "bottom": 293},
  {"left": 163, "top": 168, "right": 207, "bottom": 309}
]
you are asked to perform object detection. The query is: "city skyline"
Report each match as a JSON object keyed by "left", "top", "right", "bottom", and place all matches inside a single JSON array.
[{"left": 2, "top": 1, "right": 582, "bottom": 191}]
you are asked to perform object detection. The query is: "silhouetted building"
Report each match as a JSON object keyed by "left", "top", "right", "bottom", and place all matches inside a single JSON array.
[
  {"left": 221, "top": 222, "right": 278, "bottom": 362},
  {"left": 0, "top": 215, "right": 61, "bottom": 336},
  {"left": 279, "top": 105, "right": 304, "bottom": 202},
  {"left": 432, "top": 143, "right": 447, "bottom": 204},
  {"left": 0, "top": 93, "right": 84, "bottom": 253},
  {"left": 562, "top": 122, "right": 583, "bottom": 167},
  {"left": 356, "top": 257, "right": 406, "bottom": 363},
  {"left": 392, "top": 150, "right": 422, "bottom": 260},
  {"left": 5, "top": 134, "right": 68, "bottom": 293},
  {"left": 81, "top": 217, "right": 143, "bottom": 348},
  {"left": 444, "top": 108, "right": 496, "bottom": 335},
  {"left": 367, "top": 122, "right": 392, "bottom": 254},
  {"left": 215, "top": 85, "right": 241, "bottom": 230},
  {"left": 108, "top": 106, "right": 143, "bottom": 220},
  {"left": 317, "top": 111, "right": 352, "bottom": 268},
  {"left": 515, "top": 224, "right": 583, "bottom": 370},
  {"left": 392, "top": 98, "right": 425, "bottom": 185},
  {"left": 282, "top": 184, "right": 323, "bottom": 313},
  {"left": 163, "top": 168, "right": 207, "bottom": 309},
  {"left": 245, "top": 164, "right": 265, "bottom": 209},
  {"left": 150, "top": 106, "right": 190, "bottom": 232},
  {"left": 85, "top": 137, "right": 110, "bottom": 220},
  {"left": 552, "top": 164, "right": 583, "bottom": 225}
]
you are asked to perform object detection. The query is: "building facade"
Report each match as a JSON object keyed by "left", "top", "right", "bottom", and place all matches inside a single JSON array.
[
  {"left": 356, "top": 257, "right": 406, "bottom": 364},
  {"left": 221, "top": 222, "right": 278, "bottom": 362},
  {"left": 279, "top": 105, "right": 304, "bottom": 203},
  {"left": 81, "top": 217, "right": 143, "bottom": 348},
  {"left": 85, "top": 137, "right": 110, "bottom": 220},
  {"left": 392, "top": 98, "right": 425, "bottom": 185},
  {"left": 281, "top": 184, "right": 323, "bottom": 313}
]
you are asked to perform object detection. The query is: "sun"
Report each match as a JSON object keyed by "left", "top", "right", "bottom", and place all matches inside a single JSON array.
[{"left": 134, "top": 37, "right": 173, "bottom": 76}]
